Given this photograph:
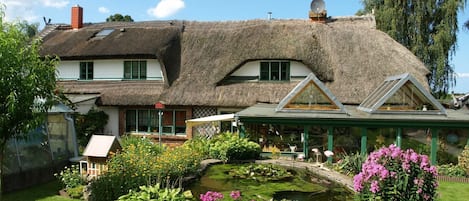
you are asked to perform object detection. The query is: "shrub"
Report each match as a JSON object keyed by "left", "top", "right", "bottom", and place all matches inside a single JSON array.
[
  {"left": 154, "top": 145, "right": 203, "bottom": 180},
  {"left": 354, "top": 144, "right": 438, "bottom": 201},
  {"left": 117, "top": 184, "right": 193, "bottom": 201},
  {"left": 335, "top": 152, "right": 367, "bottom": 176},
  {"left": 437, "top": 163, "right": 467, "bottom": 177},
  {"left": 55, "top": 165, "right": 86, "bottom": 189},
  {"left": 67, "top": 185, "right": 85, "bottom": 199},
  {"left": 75, "top": 108, "right": 109, "bottom": 147},
  {"left": 90, "top": 173, "right": 139, "bottom": 201},
  {"left": 183, "top": 137, "right": 211, "bottom": 160},
  {"left": 458, "top": 145, "right": 469, "bottom": 175},
  {"left": 209, "top": 132, "right": 261, "bottom": 162}
]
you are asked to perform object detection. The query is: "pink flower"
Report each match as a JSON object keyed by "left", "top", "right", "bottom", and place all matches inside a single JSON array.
[
  {"left": 230, "top": 191, "right": 241, "bottom": 200},
  {"left": 370, "top": 180, "right": 380, "bottom": 193}
]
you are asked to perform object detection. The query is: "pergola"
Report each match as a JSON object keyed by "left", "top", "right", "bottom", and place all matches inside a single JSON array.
[{"left": 237, "top": 73, "right": 469, "bottom": 165}]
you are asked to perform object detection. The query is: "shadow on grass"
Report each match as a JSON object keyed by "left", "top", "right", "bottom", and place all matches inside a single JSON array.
[{"left": 3, "top": 179, "right": 77, "bottom": 201}]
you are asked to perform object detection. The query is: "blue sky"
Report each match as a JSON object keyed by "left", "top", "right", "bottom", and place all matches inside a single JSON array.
[{"left": 2, "top": 0, "right": 468, "bottom": 93}]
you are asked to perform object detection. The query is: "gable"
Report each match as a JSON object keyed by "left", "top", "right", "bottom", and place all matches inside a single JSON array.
[
  {"left": 357, "top": 73, "right": 446, "bottom": 115},
  {"left": 276, "top": 73, "right": 347, "bottom": 113}
]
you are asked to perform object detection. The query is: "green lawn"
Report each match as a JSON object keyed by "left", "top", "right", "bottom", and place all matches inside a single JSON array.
[
  {"left": 2, "top": 180, "right": 79, "bottom": 201},
  {"left": 438, "top": 181, "right": 469, "bottom": 201},
  {"left": 2, "top": 179, "right": 468, "bottom": 201}
]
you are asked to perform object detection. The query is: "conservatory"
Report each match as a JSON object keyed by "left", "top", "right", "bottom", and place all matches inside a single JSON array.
[{"left": 237, "top": 73, "right": 469, "bottom": 165}]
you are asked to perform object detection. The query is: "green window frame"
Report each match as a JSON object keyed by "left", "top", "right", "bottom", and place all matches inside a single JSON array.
[
  {"left": 259, "top": 61, "right": 290, "bottom": 81},
  {"left": 125, "top": 109, "right": 186, "bottom": 135},
  {"left": 124, "top": 61, "right": 147, "bottom": 80},
  {"left": 79, "top": 62, "right": 93, "bottom": 80}
]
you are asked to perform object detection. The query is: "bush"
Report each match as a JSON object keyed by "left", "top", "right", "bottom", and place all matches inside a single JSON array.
[
  {"left": 354, "top": 144, "right": 438, "bottom": 201},
  {"left": 55, "top": 165, "right": 86, "bottom": 189},
  {"left": 228, "top": 164, "right": 293, "bottom": 182},
  {"left": 154, "top": 145, "right": 203, "bottom": 180},
  {"left": 335, "top": 152, "right": 367, "bottom": 176},
  {"left": 75, "top": 108, "right": 109, "bottom": 147},
  {"left": 458, "top": 145, "right": 469, "bottom": 175},
  {"left": 90, "top": 173, "right": 138, "bottom": 201},
  {"left": 117, "top": 184, "right": 193, "bottom": 201},
  {"left": 438, "top": 163, "right": 467, "bottom": 177},
  {"left": 208, "top": 132, "right": 261, "bottom": 162}
]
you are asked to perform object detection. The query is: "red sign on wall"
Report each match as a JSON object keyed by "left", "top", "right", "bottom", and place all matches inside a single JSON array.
[{"left": 155, "top": 102, "right": 165, "bottom": 109}]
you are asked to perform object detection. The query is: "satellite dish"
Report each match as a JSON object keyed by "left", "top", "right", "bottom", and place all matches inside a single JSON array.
[{"left": 310, "top": 0, "right": 326, "bottom": 13}]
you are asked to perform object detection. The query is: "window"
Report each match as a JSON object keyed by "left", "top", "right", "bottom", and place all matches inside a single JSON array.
[
  {"left": 260, "top": 61, "right": 290, "bottom": 81},
  {"left": 124, "top": 61, "right": 147, "bottom": 80},
  {"left": 79, "top": 62, "right": 93, "bottom": 80},
  {"left": 125, "top": 109, "right": 186, "bottom": 135}
]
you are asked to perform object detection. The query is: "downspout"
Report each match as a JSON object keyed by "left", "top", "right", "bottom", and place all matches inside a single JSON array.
[{"left": 64, "top": 113, "right": 79, "bottom": 158}]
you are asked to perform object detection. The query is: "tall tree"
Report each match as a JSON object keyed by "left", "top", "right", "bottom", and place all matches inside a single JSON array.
[
  {"left": 360, "top": 0, "right": 466, "bottom": 97},
  {"left": 106, "top": 13, "right": 134, "bottom": 22},
  {"left": 0, "top": 10, "right": 58, "bottom": 196}
]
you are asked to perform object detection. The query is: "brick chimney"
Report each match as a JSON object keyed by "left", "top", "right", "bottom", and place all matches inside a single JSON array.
[{"left": 71, "top": 5, "right": 83, "bottom": 30}]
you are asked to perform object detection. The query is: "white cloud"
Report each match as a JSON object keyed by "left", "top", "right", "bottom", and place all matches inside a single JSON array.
[
  {"left": 2, "top": 0, "right": 69, "bottom": 22},
  {"left": 147, "top": 0, "right": 185, "bottom": 18},
  {"left": 98, "top": 7, "right": 110, "bottom": 14},
  {"left": 457, "top": 73, "right": 469, "bottom": 78},
  {"left": 40, "top": 0, "right": 69, "bottom": 8}
]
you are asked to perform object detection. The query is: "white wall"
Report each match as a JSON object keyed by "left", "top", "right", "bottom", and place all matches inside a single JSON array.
[
  {"left": 57, "top": 59, "right": 163, "bottom": 81},
  {"left": 231, "top": 60, "right": 312, "bottom": 77},
  {"left": 101, "top": 107, "right": 119, "bottom": 136}
]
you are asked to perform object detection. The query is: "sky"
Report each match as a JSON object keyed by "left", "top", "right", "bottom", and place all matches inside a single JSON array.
[{"left": 1, "top": 0, "right": 468, "bottom": 93}]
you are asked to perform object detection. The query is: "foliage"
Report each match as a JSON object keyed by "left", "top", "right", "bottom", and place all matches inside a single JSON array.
[
  {"left": 54, "top": 165, "right": 86, "bottom": 189},
  {"left": 458, "top": 145, "right": 469, "bottom": 175},
  {"left": 359, "top": 0, "right": 466, "bottom": 96},
  {"left": 91, "top": 136, "right": 203, "bottom": 200},
  {"left": 106, "top": 13, "right": 134, "bottom": 22},
  {"left": 437, "top": 163, "right": 467, "bottom": 177},
  {"left": 74, "top": 108, "right": 109, "bottom": 147},
  {"left": 335, "top": 152, "right": 367, "bottom": 176},
  {"left": 209, "top": 132, "right": 261, "bottom": 162},
  {"left": 117, "top": 184, "right": 193, "bottom": 201},
  {"left": 228, "top": 164, "right": 293, "bottom": 182},
  {"left": 182, "top": 137, "right": 211, "bottom": 160},
  {"left": 0, "top": 8, "right": 59, "bottom": 196},
  {"left": 154, "top": 145, "right": 203, "bottom": 180},
  {"left": 89, "top": 173, "right": 135, "bottom": 201},
  {"left": 67, "top": 185, "right": 84, "bottom": 199},
  {"left": 354, "top": 145, "right": 438, "bottom": 201}
]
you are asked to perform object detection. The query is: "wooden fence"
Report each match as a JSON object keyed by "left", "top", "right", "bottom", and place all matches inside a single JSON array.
[{"left": 437, "top": 175, "right": 469, "bottom": 183}]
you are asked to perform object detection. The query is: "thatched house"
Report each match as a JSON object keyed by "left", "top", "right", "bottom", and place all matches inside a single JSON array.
[{"left": 39, "top": 5, "right": 429, "bottom": 144}]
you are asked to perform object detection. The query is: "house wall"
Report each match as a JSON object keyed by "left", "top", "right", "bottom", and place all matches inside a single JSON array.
[
  {"left": 75, "top": 99, "right": 97, "bottom": 114},
  {"left": 57, "top": 59, "right": 163, "bottom": 80},
  {"left": 231, "top": 60, "right": 312, "bottom": 79},
  {"left": 101, "top": 106, "right": 119, "bottom": 136}
]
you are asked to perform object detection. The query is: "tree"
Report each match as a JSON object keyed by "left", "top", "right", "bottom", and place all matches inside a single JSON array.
[
  {"left": 106, "top": 13, "right": 134, "bottom": 22},
  {"left": 0, "top": 10, "right": 58, "bottom": 196},
  {"left": 359, "top": 0, "right": 466, "bottom": 97}
]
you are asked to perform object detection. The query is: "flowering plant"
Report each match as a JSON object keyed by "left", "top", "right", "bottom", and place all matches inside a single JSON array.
[{"left": 353, "top": 144, "right": 438, "bottom": 201}]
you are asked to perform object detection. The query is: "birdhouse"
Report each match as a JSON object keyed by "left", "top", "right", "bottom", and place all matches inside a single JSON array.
[{"left": 80, "top": 135, "right": 121, "bottom": 179}]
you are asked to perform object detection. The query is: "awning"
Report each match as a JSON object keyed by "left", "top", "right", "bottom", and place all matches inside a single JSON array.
[{"left": 186, "top": 114, "right": 235, "bottom": 127}]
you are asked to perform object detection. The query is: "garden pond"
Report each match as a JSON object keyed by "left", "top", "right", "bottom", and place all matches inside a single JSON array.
[{"left": 187, "top": 163, "right": 353, "bottom": 201}]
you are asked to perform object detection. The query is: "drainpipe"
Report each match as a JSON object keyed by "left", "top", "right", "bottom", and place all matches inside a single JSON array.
[{"left": 64, "top": 113, "right": 79, "bottom": 158}]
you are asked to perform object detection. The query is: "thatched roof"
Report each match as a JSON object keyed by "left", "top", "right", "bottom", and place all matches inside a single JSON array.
[
  {"left": 58, "top": 81, "right": 165, "bottom": 106},
  {"left": 41, "top": 16, "right": 429, "bottom": 107}
]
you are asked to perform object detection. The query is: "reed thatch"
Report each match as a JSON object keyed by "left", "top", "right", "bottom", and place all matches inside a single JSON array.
[
  {"left": 41, "top": 16, "right": 429, "bottom": 107},
  {"left": 58, "top": 81, "right": 165, "bottom": 106}
]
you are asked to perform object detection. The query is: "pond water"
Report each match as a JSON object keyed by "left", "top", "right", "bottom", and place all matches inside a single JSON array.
[{"left": 187, "top": 163, "right": 353, "bottom": 201}]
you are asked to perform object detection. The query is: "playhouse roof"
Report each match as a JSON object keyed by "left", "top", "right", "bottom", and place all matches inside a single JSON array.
[{"left": 83, "top": 135, "right": 121, "bottom": 157}]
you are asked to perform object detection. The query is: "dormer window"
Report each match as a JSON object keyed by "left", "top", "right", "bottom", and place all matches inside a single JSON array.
[
  {"left": 260, "top": 61, "right": 290, "bottom": 81},
  {"left": 79, "top": 62, "right": 93, "bottom": 80},
  {"left": 124, "top": 61, "right": 147, "bottom": 80}
]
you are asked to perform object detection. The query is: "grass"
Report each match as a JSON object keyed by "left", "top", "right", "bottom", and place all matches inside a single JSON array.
[
  {"left": 2, "top": 180, "right": 79, "bottom": 201},
  {"left": 438, "top": 181, "right": 469, "bottom": 201}
]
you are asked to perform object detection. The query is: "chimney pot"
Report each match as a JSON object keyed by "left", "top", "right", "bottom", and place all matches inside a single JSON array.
[{"left": 71, "top": 5, "right": 83, "bottom": 30}]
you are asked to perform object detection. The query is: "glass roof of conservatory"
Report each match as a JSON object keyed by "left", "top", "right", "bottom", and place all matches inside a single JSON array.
[
  {"left": 276, "top": 73, "right": 347, "bottom": 114},
  {"left": 357, "top": 73, "right": 446, "bottom": 115}
]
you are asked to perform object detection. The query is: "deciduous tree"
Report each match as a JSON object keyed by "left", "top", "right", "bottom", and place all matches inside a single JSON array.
[
  {"left": 359, "top": 0, "right": 466, "bottom": 97},
  {"left": 0, "top": 9, "right": 58, "bottom": 196},
  {"left": 106, "top": 13, "right": 134, "bottom": 22}
]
